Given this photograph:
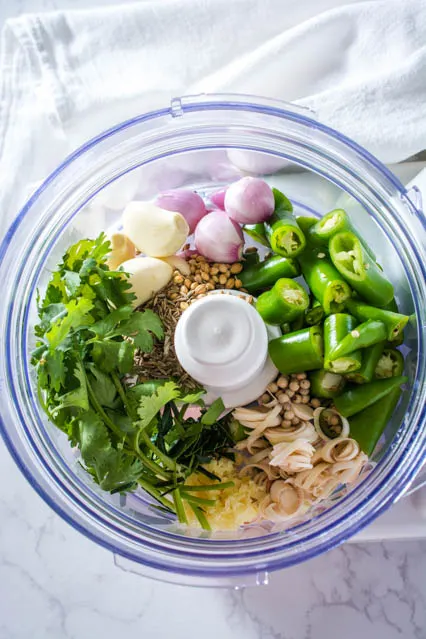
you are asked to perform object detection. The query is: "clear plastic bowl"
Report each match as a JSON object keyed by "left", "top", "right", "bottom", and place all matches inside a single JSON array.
[{"left": 0, "top": 95, "right": 425, "bottom": 587}]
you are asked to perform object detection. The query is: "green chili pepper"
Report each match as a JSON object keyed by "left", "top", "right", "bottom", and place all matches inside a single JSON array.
[
  {"left": 239, "top": 255, "right": 300, "bottom": 294},
  {"left": 298, "top": 250, "right": 352, "bottom": 315},
  {"left": 242, "top": 223, "right": 269, "bottom": 247},
  {"left": 268, "top": 326, "right": 324, "bottom": 375},
  {"left": 308, "top": 209, "right": 376, "bottom": 260},
  {"left": 296, "top": 216, "right": 320, "bottom": 243},
  {"left": 309, "top": 369, "right": 346, "bottom": 398},
  {"left": 382, "top": 299, "right": 405, "bottom": 345},
  {"left": 348, "top": 387, "right": 402, "bottom": 455},
  {"left": 242, "top": 248, "right": 260, "bottom": 267},
  {"left": 264, "top": 189, "right": 306, "bottom": 258},
  {"left": 324, "top": 314, "right": 362, "bottom": 374},
  {"left": 383, "top": 298, "right": 399, "bottom": 313},
  {"left": 346, "top": 342, "right": 385, "bottom": 384},
  {"left": 291, "top": 313, "right": 305, "bottom": 331},
  {"left": 345, "top": 298, "right": 409, "bottom": 342},
  {"left": 329, "top": 232, "right": 394, "bottom": 307},
  {"left": 329, "top": 319, "right": 387, "bottom": 359},
  {"left": 280, "top": 322, "right": 292, "bottom": 334},
  {"left": 256, "top": 278, "right": 309, "bottom": 325},
  {"left": 375, "top": 348, "right": 405, "bottom": 378},
  {"left": 305, "top": 298, "right": 324, "bottom": 326},
  {"left": 333, "top": 375, "right": 407, "bottom": 417}
]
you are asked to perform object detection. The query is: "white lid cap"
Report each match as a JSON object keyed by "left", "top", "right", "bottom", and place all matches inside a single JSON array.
[{"left": 174, "top": 293, "right": 268, "bottom": 391}]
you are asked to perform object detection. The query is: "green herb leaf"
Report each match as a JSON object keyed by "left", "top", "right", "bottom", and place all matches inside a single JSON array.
[
  {"left": 119, "top": 308, "right": 164, "bottom": 352},
  {"left": 86, "top": 364, "right": 117, "bottom": 408},
  {"left": 90, "top": 305, "right": 134, "bottom": 339},
  {"left": 137, "top": 381, "right": 181, "bottom": 428},
  {"left": 45, "top": 297, "right": 94, "bottom": 350},
  {"left": 54, "top": 361, "right": 89, "bottom": 413}
]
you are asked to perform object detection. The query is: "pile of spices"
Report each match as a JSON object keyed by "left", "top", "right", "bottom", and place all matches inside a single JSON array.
[{"left": 134, "top": 255, "right": 245, "bottom": 389}]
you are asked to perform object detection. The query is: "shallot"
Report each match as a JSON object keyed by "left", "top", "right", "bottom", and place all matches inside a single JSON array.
[
  {"left": 194, "top": 210, "right": 244, "bottom": 263},
  {"left": 155, "top": 190, "right": 207, "bottom": 234},
  {"left": 224, "top": 177, "right": 274, "bottom": 224}
]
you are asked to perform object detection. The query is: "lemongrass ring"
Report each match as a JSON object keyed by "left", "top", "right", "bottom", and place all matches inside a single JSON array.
[{"left": 313, "top": 407, "right": 350, "bottom": 440}]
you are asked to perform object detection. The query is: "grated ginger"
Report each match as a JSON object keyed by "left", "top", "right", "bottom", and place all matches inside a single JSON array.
[{"left": 183, "top": 458, "right": 267, "bottom": 531}]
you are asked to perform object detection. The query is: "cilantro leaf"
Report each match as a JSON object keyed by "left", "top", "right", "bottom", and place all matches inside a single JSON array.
[
  {"left": 90, "top": 305, "right": 134, "bottom": 339},
  {"left": 137, "top": 381, "right": 181, "bottom": 428},
  {"left": 119, "top": 309, "right": 164, "bottom": 352},
  {"left": 40, "top": 349, "right": 66, "bottom": 392},
  {"left": 78, "top": 409, "right": 142, "bottom": 492},
  {"left": 86, "top": 364, "right": 117, "bottom": 408},
  {"left": 64, "top": 235, "right": 110, "bottom": 271},
  {"left": 53, "top": 361, "right": 89, "bottom": 413},
  {"left": 91, "top": 340, "right": 135, "bottom": 374},
  {"left": 78, "top": 409, "right": 111, "bottom": 464},
  {"left": 63, "top": 271, "right": 81, "bottom": 296},
  {"left": 45, "top": 297, "right": 94, "bottom": 350}
]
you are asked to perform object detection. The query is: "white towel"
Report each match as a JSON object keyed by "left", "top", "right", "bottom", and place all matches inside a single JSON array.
[{"left": 1, "top": 0, "right": 426, "bottom": 237}]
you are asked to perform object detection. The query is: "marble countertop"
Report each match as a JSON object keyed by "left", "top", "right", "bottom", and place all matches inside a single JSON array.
[{"left": 1, "top": 2, "right": 426, "bottom": 638}]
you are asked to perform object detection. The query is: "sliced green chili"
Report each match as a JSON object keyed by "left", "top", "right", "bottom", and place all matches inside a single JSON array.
[
  {"left": 242, "top": 223, "right": 269, "bottom": 247},
  {"left": 345, "top": 342, "right": 385, "bottom": 384},
  {"left": 239, "top": 255, "right": 300, "bottom": 294},
  {"left": 296, "top": 216, "right": 320, "bottom": 244},
  {"left": 329, "top": 319, "right": 387, "bottom": 359},
  {"left": 333, "top": 375, "right": 407, "bottom": 417},
  {"left": 264, "top": 189, "right": 306, "bottom": 258},
  {"left": 348, "top": 387, "right": 402, "bottom": 455},
  {"left": 329, "top": 232, "right": 394, "bottom": 307},
  {"left": 375, "top": 348, "right": 405, "bottom": 378},
  {"left": 345, "top": 298, "right": 409, "bottom": 342},
  {"left": 305, "top": 298, "right": 324, "bottom": 326},
  {"left": 309, "top": 369, "right": 346, "bottom": 398},
  {"left": 242, "top": 247, "right": 260, "bottom": 267},
  {"left": 256, "top": 278, "right": 309, "bottom": 325},
  {"left": 324, "top": 314, "right": 362, "bottom": 374},
  {"left": 268, "top": 326, "right": 324, "bottom": 375},
  {"left": 308, "top": 209, "right": 376, "bottom": 259},
  {"left": 298, "top": 250, "right": 352, "bottom": 315},
  {"left": 290, "top": 313, "right": 305, "bottom": 331}
]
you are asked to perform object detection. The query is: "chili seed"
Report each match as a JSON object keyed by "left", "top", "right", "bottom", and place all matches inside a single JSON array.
[{"left": 231, "top": 263, "right": 243, "bottom": 274}]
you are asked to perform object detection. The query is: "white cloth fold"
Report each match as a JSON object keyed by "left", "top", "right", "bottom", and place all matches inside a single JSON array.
[{"left": 1, "top": 0, "right": 426, "bottom": 236}]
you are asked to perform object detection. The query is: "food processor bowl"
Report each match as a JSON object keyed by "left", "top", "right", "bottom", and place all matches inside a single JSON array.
[{"left": 0, "top": 95, "right": 425, "bottom": 587}]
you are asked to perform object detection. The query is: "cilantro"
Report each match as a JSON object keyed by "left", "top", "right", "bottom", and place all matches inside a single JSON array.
[
  {"left": 33, "top": 235, "right": 232, "bottom": 522},
  {"left": 137, "top": 381, "right": 181, "bottom": 428}
]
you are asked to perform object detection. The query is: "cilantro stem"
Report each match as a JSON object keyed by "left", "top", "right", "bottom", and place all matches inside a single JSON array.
[
  {"left": 85, "top": 375, "right": 124, "bottom": 440},
  {"left": 173, "top": 489, "right": 188, "bottom": 524},
  {"left": 111, "top": 371, "right": 136, "bottom": 418},
  {"left": 133, "top": 447, "right": 172, "bottom": 482}
]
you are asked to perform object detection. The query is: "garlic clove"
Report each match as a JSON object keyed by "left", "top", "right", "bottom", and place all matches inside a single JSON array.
[
  {"left": 106, "top": 233, "right": 137, "bottom": 270},
  {"left": 120, "top": 256, "right": 173, "bottom": 307},
  {"left": 161, "top": 254, "right": 191, "bottom": 276},
  {"left": 122, "top": 201, "right": 189, "bottom": 257}
]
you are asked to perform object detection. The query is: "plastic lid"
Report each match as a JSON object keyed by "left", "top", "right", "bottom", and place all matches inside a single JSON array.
[{"left": 174, "top": 293, "right": 268, "bottom": 390}]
